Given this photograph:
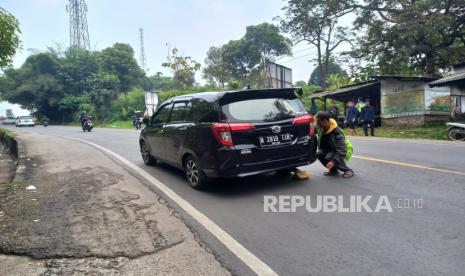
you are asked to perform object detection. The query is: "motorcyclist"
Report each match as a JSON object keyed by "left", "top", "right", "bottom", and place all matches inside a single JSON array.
[
  {"left": 133, "top": 112, "right": 143, "bottom": 129},
  {"left": 42, "top": 115, "right": 50, "bottom": 126},
  {"left": 79, "top": 112, "right": 86, "bottom": 127}
]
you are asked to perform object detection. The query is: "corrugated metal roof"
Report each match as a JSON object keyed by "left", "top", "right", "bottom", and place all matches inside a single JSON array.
[
  {"left": 429, "top": 72, "right": 465, "bottom": 87},
  {"left": 308, "top": 81, "right": 379, "bottom": 100},
  {"left": 371, "top": 75, "right": 436, "bottom": 81}
]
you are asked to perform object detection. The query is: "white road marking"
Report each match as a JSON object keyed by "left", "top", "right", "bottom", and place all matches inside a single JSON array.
[
  {"left": 54, "top": 135, "right": 278, "bottom": 276},
  {"left": 353, "top": 155, "right": 465, "bottom": 176},
  {"left": 349, "top": 136, "right": 465, "bottom": 148}
]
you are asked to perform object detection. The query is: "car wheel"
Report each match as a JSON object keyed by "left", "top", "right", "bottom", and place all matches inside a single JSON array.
[
  {"left": 184, "top": 156, "right": 209, "bottom": 190},
  {"left": 140, "top": 141, "right": 157, "bottom": 165}
]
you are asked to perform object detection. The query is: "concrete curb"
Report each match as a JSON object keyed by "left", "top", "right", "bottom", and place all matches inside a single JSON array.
[{"left": 0, "top": 129, "right": 27, "bottom": 182}]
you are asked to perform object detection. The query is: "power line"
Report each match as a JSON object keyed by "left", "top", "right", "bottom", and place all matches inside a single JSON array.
[
  {"left": 279, "top": 51, "right": 317, "bottom": 64},
  {"left": 274, "top": 47, "right": 316, "bottom": 62}
]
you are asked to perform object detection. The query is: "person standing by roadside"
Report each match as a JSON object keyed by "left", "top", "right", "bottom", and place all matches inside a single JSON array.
[
  {"left": 356, "top": 97, "right": 365, "bottom": 113},
  {"left": 361, "top": 99, "right": 376, "bottom": 136},
  {"left": 345, "top": 101, "right": 359, "bottom": 136},
  {"left": 316, "top": 112, "right": 354, "bottom": 178},
  {"left": 328, "top": 101, "right": 339, "bottom": 120}
]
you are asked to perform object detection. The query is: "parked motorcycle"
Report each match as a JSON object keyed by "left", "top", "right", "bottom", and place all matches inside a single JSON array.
[
  {"left": 446, "top": 122, "right": 465, "bottom": 141},
  {"left": 82, "top": 118, "right": 93, "bottom": 132}
]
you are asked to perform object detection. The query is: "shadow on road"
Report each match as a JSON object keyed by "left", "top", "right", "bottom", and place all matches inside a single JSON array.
[{"left": 152, "top": 161, "right": 305, "bottom": 197}]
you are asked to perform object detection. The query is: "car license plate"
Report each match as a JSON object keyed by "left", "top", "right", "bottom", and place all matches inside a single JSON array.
[{"left": 259, "top": 133, "right": 293, "bottom": 147}]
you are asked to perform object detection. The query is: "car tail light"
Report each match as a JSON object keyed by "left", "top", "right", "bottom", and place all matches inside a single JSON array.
[
  {"left": 309, "top": 124, "right": 315, "bottom": 136},
  {"left": 292, "top": 115, "right": 314, "bottom": 124},
  {"left": 292, "top": 115, "right": 316, "bottom": 136},
  {"left": 211, "top": 122, "right": 255, "bottom": 146}
]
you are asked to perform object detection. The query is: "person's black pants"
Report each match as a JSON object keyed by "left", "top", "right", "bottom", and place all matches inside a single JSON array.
[
  {"left": 316, "top": 151, "right": 352, "bottom": 173},
  {"left": 363, "top": 121, "right": 375, "bottom": 136}
]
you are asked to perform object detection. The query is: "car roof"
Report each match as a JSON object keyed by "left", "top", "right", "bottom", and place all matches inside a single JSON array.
[{"left": 167, "top": 87, "right": 303, "bottom": 104}]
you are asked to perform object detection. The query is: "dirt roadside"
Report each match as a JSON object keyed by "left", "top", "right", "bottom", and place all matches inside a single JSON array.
[{"left": 0, "top": 131, "right": 230, "bottom": 276}]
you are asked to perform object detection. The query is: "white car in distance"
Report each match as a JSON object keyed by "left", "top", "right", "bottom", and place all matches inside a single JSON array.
[{"left": 16, "top": 116, "right": 35, "bottom": 127}]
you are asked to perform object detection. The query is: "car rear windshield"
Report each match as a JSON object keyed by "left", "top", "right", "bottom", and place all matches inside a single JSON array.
[
  {"left": 20, "top": 116, "right": 32, "bottom": 119},
  {"left": 221, "top": 97, "right": 307, "bottom": 123}
]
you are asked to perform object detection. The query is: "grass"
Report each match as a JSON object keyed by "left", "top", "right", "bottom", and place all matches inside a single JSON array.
[
  {"left": 350, "top": 123, "right": 447, "bottom": 140},
  {"left": 0, "top": 128, "right": 15, "bottom": 138},
  {"left": 6, "top": 181, "right": 18, "bottom": 190}
]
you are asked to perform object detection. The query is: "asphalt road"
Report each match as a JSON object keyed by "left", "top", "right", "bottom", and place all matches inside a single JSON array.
[{"left": 6, "top": 125, "right": 465, "bottom": 276}]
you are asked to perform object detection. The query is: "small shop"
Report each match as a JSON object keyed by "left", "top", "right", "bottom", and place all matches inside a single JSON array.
[
  {"left": 429, "top": 62, "right": 465, "bottom": 119},
  {"left": 308, "top": 75, "right": 458, "bottom": 126}
]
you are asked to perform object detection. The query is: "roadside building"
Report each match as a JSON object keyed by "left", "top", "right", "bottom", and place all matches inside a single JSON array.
[
  {"left": 308, "top": 75, "right": 463, "bottom": 126},
  {"left": 429, "top": 62, "right": 465, "bottom": 118}
]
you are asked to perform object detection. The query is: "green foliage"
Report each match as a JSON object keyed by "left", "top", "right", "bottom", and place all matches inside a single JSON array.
[
  {"left": 309, "top": 59, "right": 347, "bottom": 86},
  {"left": 280, "top": 0, "right": 349, "bottom": 86},
  {"left": 0, "top": 43, "right": 144, "bottom": 122},
  {"left": 143, "top": 73, "right": 176, "bottom": 91},
  {"left": 203, "top": 46, "right": 230, "bottom": 89},
  {"left": 204, "top": 22, "right": 292, "bottom": 88},
  {"left": 98, "top": 43, "right": 144, "bottom": 92},
  {"left": 162, "top": 48, "right": 201, "bottom": 90},
  {"left": 298, "top": 84, "right": 323, "bottom": 111},
  {"left": 0, "top": 8, "right": 21, "bottom": 70},
  {"left": 326, "top": 73, "right": 353, "bottom": 91},
  {"left": 342, "top": 0, "right": 465, "bottom": 76},
  {"left": 110, "top": 87, "right": 145, "bottom": 121}
]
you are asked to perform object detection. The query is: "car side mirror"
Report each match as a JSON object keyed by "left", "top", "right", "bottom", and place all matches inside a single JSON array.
[{"left": 142, "top": 117, "right": 150, "bottom": 125}]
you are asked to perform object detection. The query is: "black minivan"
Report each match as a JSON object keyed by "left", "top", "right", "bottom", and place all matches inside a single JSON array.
[{"left": 140, "top": 88, "right": 318, "bottom": 189}]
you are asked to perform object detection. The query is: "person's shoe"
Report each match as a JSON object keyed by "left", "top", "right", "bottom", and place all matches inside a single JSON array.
[
  {"left": 342, "top": 170, "right": 354, "bottom": 178},
  {"left": 294, "top": 169, "right": 310, "bottom": 180},
  {"left": 323, "top": 170, "right": 339, "bottom": 176}
]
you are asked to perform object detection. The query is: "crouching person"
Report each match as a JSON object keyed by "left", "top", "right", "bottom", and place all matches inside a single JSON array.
[{"left": 316, "top": 112, "right": 354, "bottom": 178}]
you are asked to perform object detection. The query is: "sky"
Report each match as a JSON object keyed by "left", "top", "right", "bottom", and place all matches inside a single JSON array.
[{"left": 2, "top": 0, "right": 350, "bottom": 85}]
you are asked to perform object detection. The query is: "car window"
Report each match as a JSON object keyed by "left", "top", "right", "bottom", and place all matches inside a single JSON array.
[
  {"left": 188, "top": 99, "right": 217, "bottom": 122},
  {"left": 169, "top": 102, "right": 188, "bottom": 122},
  {"left": 221, "top": 98, "right": 306, "bottom": 123},
  {"left": 152, "top": 104, "right": 172, "bottom": 124}
]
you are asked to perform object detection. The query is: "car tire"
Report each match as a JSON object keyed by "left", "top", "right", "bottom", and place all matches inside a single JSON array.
[
  {"left": 184, "top": 155, "right": 209, "bottom": 190},
  {"left": 140, "top": 141, "right": 157, "bottom": 165}
]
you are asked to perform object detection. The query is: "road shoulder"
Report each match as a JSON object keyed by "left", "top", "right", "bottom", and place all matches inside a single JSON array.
[{"left": 0, "top": 131, "right": 230, "bottom": 275}]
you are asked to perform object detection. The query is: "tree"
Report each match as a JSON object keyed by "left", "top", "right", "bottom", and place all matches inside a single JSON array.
[
  {"left": 337, "top": 0, "right": 465, "bottom": 76},
  {"left": 0, "top": 8, "right": 21, "bottom": 70},
  {"left": 326, "top": 73, "right": 353, "bottom": 91},
  {"left": 309, "top": 59, "right": 347, "bottom": 86},
  {"left": 59, "top": 49, "right": 98, "bottom": 96},
  {"left": 0, "top": 53, "right": 64, "bottom": 118},
  {"left": 203, "top": 46, "right": 229, "bottom": 89},
  {"left": 244, "top": 23, "right": 292, "bottom": 63},
  {"left": 215, "top": 23, "right": 292, "bottom": 88},
  {"left": 221, "top": 39, "right": 254, "bottom": 86},
  {"left": 162, "top": 48, "right": 201, "bottom": 90},
  {"left": 280, "top": 0, "right": 350, "bottom": 87},
  {"left": 98, "top": 43, "right": 144, "bottom": 93}
]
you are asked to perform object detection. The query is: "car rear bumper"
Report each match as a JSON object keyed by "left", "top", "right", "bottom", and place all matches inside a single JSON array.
[{"left": 202, "top": 136, "right": 317, "bottom": 178}]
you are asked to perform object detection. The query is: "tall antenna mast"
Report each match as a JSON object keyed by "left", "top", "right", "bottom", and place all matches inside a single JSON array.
[
  {"left": 139, "top": 28, "right": 148, "bottom": 73},
  {"left": 67, "top": 0, "right": 90, "bottom": 50}
]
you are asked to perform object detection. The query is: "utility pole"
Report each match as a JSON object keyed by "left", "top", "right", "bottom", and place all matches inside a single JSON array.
[
  {"left": 66, "top": 0, "right": 90, "bottom": 50},
  {"left": 139, "top": 28, "right": 148, "bottom": 73}
]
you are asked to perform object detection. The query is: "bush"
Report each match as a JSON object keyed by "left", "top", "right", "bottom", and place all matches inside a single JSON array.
[{"left": 109, "top": 87, "right": 145, "bottom": 121}]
